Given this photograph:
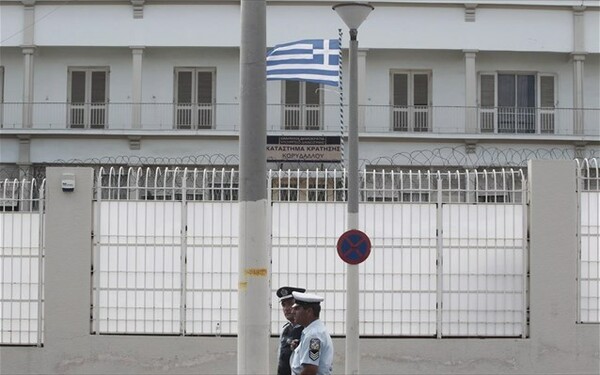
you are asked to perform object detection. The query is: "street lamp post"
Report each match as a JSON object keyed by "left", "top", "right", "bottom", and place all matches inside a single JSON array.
[
  {"left": 238, "top": 0, "right": 269, "bottom": 374},
  {"left": 333, "top": 3, "right": 373, "bottom": 375}
]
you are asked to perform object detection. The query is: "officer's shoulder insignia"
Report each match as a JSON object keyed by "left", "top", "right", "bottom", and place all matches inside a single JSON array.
[{"left": 309, "top": 338, "right": 321, "bottom": 361}]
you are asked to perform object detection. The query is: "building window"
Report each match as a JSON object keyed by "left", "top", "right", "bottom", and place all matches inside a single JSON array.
[
  {"left": 391, "top": 71, "right": 431, "bottom": 132},
  {"left": 282, "top": 81, "right": 322, "bottom": 130},
  {"left": 479, "top": 72, "right": 556, "bottom": 134},
  {"left": 174, "top": 68, "right": 215, "bottom": 129},
  {"left": 68, "top": 68, "right": 109, "bottom": 129}
]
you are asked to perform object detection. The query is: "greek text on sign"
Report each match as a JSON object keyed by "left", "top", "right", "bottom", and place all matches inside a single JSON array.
[{"left": 267, "top": 136, "right": 341, "bottom": 163}]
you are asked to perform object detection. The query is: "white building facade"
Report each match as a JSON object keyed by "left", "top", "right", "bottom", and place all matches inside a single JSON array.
[
  {"left": 0, "top": 0, "right": 599, "bottom": 177},
  {"left": 1, "top": 2, "right": 600, "bottom": 374}
]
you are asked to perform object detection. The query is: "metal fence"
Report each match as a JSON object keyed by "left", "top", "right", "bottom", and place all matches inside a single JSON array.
[
  {"left": 2, "top": 163, "right": 598, "bottom": 345},
  {"left": 92, "top": 167, "right": 528, "bottom": 338},
  {"left": 577, "top": 158, "right": 600, "bottom": 323},
  {"left": 0, "top": 179, "right": 45, "bottom": 345}
]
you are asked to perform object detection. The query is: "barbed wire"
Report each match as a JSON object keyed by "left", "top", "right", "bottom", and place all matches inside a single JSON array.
[
  {"left": 49, "top": 154, "right": 242, "bottom": 166},
  {"left": 1, "top": 146, "right": 598, "bottom": 180},
  {"left": 367, "top": 146, "right": 599, "bottom": 168}
]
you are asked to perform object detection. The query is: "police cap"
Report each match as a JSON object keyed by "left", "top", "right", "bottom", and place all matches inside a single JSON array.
[
  {"left": 276, "top": 286, "right": 306, "bottom": 301},
  {"left": 291, "top": 291, "right": 324, "bottom": 306}
]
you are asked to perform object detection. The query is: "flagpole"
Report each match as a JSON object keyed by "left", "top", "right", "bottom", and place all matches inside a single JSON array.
[
  {"left": 338, "top": 29, "right": 345, "bottom": 172},
  {"left": 238, "top": 0, "right": 269, "bottom": 374}
]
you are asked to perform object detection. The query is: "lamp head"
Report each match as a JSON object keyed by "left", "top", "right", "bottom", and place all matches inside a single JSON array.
[{"left": 333, "top": 2, "right": 374, "bottom": 30}]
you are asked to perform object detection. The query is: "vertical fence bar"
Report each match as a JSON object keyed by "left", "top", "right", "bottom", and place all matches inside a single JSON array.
[
  {"left": 576, "top": 160, "right": 583, "bottom": 323},
  {"left": 93, "top": 168, "right": 103, "bottom": 334},
  {"left": 37, "top": 180, "right": 45, "bottom": 346},
  {"left": 436, "top": 172, "right": 443, "bottom": 338},
  {"left": 521, "top": 169, "right": 528, "bottom": 337},
  {"left": 180, "top": 169, "right": 188, "bottom": 335}
]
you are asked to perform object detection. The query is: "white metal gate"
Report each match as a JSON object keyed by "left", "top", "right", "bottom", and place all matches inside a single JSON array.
[
  {"left": 0, "top": 179, "right": 45, "bottom": 345},
  {"left": 577, "top": 158, "right": 600, "bottom": 323},
  {"left": 92, "top": 167, "right": 528, "bottom": 338}
]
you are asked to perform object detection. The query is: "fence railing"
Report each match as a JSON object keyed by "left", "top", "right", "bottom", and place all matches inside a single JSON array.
[
  {"left": 0, "top": 178, "right": 45, "bottom": 345},
  {"left": 1, "top": 103, "right": 599, "bottom": 136},
  {"left": 92, "top": 167, "right": 528, "bottom": 338},
  {"left": 5, "top": 162, "right": 596, "bottom": 343},
  {"left": 577, "top": 158, "right": 600, "bottom": 323}
]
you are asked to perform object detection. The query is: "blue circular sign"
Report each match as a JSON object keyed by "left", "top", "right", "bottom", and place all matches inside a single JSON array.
[{"left": 336, "top": 229, "right": 372, "bottom": 265}]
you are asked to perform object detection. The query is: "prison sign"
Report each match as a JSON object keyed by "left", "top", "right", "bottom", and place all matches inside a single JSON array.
[{"left": 267, "top": 136, "right": 341, "bottom": 163}]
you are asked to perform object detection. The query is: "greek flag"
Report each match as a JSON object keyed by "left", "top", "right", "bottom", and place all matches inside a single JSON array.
[{"left": 266, "top": 39, "right": 340, "bottom": 87}]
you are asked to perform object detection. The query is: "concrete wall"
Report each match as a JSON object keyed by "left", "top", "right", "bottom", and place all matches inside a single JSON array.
[
  {"left": 2, "top": 2, "right": 599, "bottom": 53},
  {"left": 1, "top": 162, "right": 598, "bottom": 374}
]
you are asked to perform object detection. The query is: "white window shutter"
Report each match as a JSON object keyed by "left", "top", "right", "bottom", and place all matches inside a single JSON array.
[
  {"left": 196, "top": 71, "right": 213, "bottom": 104},
  {"left": 539, "top": 75, "right": 555, "bottom": 108},
  {"left": 176, "top": 70, "right": 193, "bottom": 104},
  {"left": 480, "top": 74, "right": 495, "bottom": 107},
  {"left": 413, "top": 74, "right": 429, "bottom": 106},
  {"left": 393, "top": 73, "right": 408, "bottom": 106}
]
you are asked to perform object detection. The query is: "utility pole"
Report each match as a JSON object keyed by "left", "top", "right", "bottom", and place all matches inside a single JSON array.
[{"left": 238, "top": 0, "right": 269, "bottom": 374}]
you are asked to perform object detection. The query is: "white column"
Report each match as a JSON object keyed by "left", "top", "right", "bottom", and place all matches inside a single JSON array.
[
  {"left": 357, "top": 49, "right": 368, "bottom": 132},
  {"left": 22, "top": 47, "right": 35, "bottom": 128},
  {"left": 17, "top": 136, "right": 32, "bottom": 188},
  {"left": 130, "top": 47, "right": 144, "bottom": 129},
  {"left": 573, "top": 6, "right": 585, "bottom": 53},
  {"left": 464, "top": 50, "right": 478, "bottom": 134},
  {"left": 21, "top": 1, "right": 36, "bottom": 128},
  {"left": 573, "top": 54, "right": 586, "bottom": 135},
  {"left": 528, "top": 160, "right": 578, "bottom": 349},
  {"left": 572, "top": 6, "right": 586, "bottom": 135},
  {"left": 44, "top": 168, "right": 94, "bottom": 344},
  {"left": 22, "top": 0, "right": 35, "bottom": 45}
]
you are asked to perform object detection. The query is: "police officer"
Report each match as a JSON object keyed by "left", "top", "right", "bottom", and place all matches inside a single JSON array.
[
  {"left": 276, "top": 286, "right": 306, "bottom": 375},
  {"left": 290, "top": 291, "right": 333, "bottom": 375}
]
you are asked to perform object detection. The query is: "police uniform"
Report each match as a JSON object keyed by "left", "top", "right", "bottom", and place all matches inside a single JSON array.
[
  {"left": 276, "top": 286, "right": 306, "bottom": 375},
  {"left": 290, "top": 292, "right": 334, "bottom": 375},
  {"left": 279, "top": 321, "right": 304, "bottom": 375}
]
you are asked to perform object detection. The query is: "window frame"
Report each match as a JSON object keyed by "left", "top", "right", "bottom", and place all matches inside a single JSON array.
[
  {"left": 173, "top": 67, "right": 216, "bottom": 130},
  {"left": 477, "top": 71, "right": 557, "bottom": 134},
  {"left": 281, "top": 80, "right": 324, "bottom": 131},
  {"left": 389, "top": 69, "right": 432, "bottom": 132},
  {"left": 67, "top": 66, "right": 110, "bottom": 129}
]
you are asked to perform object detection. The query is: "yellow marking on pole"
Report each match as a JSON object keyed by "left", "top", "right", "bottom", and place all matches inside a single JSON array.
[
  {"left": 245, "top": 268, "right": 268, "bottom": 277},
  {"left": 239, "top": 281, "right": 248, "bottom": 290}
]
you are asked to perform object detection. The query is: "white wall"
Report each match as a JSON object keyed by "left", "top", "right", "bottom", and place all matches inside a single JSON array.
[
  {"left": 2, "top": 3, "right": 598, "bottom": 53},
  {"left": 367, "top": 50, "right": 465, "bottom": 107},
  {"left": 0, "top": 48, "right": 24, "bottom": 102},
  {"left": 0, "top": 4, "right": 24, "bottom": 46},
  {"left": 33, "top": 47, "right": 131, "bottom": 102},
  {"left": 26, "top": 137, "right": 240, "bottom": 164},
  {"left": 584, "top": 54, "right": 600, "bottom": 109},
  {"left": 34, "top": 4, "right": 135, "bottom": 47},
  {"left": 142, "top": 48, "right": 239, "bottom": 104}
]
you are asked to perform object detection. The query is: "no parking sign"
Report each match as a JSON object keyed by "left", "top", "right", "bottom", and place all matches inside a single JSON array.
[{"left": 336, "top": 229, "right": 371, "bottom": 265}]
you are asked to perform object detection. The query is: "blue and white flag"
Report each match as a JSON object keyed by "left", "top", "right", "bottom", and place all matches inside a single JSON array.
[{"left": 266, "top": 39, "right": 340, "bottom": 87}]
